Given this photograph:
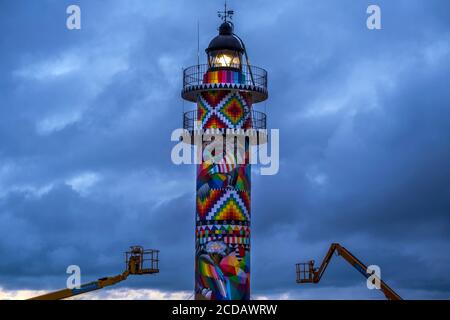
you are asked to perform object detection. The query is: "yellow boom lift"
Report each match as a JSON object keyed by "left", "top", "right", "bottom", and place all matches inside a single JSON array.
[
  {"left": 29, "top": 246, "right": 159, "bottom": 300},
  {"left": 296, "top": 243, "right": 402, "bottom": 300}
]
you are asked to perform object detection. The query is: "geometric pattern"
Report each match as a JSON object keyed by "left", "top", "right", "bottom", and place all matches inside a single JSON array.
[
  {"left": 196, "top": 224, "right": 250, "bottom": 245},
  {"left": 196, "top": 224, "right": 250, "bottom": 237},
  {"left": 219, "top": 96, "right": 245, "bottom": 126},
  {"left": 195, "top": 87, "right": 252, "bottom": 301},
  {"left": 210, "top": 196, "right": 245, "bottom": 221},
  {"left": 204, "top": 190, "right": 250, "bottom": 221},
  {"left": 198, "top": 90, "right": 250, "bottom": 129}
]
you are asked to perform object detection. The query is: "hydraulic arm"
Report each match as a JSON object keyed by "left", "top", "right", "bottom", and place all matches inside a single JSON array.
[
  {"left": 296, "top": 243, "right": 402, "bottom": 300},
  {"left": 29, "top": 272, "right": 130, "bottom": 300},
  {"left": 29, "top": 246, "right": 159, "bottom": 300}
]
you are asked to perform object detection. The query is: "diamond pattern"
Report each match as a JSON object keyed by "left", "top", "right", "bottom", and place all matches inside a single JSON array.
[
  {"left": 199, "top": 91, "right": 250, "bottom": 129},
  {"left": 219, "top": 96, "right": 245, "bottom": 125}
]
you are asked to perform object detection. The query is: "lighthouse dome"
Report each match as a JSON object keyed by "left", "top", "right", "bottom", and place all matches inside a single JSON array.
[{"left": 205, "top": 22, "right": 244, "bottom": 53}]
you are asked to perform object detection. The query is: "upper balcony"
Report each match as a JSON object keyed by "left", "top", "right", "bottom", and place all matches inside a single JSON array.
[{"left": 181, "top": 64, "right": 268, "bottom": 104}]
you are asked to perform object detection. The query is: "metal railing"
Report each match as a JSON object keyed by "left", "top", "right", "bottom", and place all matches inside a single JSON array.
[
  {"left": 182, "top": 64, "right": 268, "bottom": 91},
  {"left": 125, "top": 247, "right": 159, "bottom": 274},
  {"left": 183, "top": 109, "right": 266, "bottom": 131},
  {"left": 296, "top": 262, "right": 314, "bottom": 283}
]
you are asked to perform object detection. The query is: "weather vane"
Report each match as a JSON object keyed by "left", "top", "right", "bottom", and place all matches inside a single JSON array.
[{"left": 218, "top": 1, "right": 234, "bottom": 23}]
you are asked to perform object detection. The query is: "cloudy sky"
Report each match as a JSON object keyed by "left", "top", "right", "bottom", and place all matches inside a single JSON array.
[{"left": 1, "top": 0, "right": 449, "bottom": 300}]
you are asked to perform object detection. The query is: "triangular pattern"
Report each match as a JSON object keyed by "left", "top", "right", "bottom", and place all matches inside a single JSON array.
[
  {"left": 206, "top": 190, "right": 250, "bottom": 221},
  {"left": 196, "top": 224, "right": 250, "bottom": 238},
  {"left": 214, "top": 197, "right": 246, "bottom": 221}
]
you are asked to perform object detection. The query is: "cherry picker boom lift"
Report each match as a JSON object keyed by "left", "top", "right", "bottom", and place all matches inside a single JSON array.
[
  {"left": 29, "top": 246, "right": 159, "bottom": 300},
  {"left": 296, "top": 243, "right": 402, "bottom": 300}
]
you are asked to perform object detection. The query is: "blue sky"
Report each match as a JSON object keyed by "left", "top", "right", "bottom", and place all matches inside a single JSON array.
[{"left": 0, "top": 0, "right": 449, "bottom": 299}]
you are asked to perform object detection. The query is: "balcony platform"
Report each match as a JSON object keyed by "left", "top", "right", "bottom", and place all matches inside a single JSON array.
[{"left": 181, "top": 64, "right": 269, "bottom": 103}]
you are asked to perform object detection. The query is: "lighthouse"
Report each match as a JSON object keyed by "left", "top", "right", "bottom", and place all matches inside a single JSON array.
[{"left": 181, "top": 6, "right": 268, "bottom": 300}]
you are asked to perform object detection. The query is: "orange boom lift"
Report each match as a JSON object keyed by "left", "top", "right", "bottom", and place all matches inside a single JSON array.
[
  {"left": 29, "top": 246, "right": 159, "bottom": 300},
  {"left": 296, "top": 243, "right": 402, "bottom": 300}
]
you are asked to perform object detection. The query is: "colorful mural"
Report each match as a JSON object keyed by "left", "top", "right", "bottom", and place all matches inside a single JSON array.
[
  {"left": 203, "top": 70, "right": 246, "bottom": 85},
  {"left": 197, "top": 90, "right": 252, "bottom": 130},
  {"left": 195, "top": 88, "right": 252, "bottom": 300}
]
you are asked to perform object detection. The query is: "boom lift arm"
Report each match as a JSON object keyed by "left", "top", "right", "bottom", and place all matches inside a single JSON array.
[
  {"left": 29, "top": 246, "right": 159, "bottom": 300},
  {"left": 296, "top": 243, "right": 402, "bottom": 300}
]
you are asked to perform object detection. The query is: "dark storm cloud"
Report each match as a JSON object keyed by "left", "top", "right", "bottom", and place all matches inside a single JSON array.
[
  {"left": 248, "top": 0, "right": 450, "bottom": 298},
  {"left": 0, "top": 0, "right": 449, "bottom": 299}
]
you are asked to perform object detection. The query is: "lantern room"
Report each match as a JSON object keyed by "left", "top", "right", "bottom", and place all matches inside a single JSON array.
[{"left": 206, "top": 21, "right": 244, "bottom": 71}]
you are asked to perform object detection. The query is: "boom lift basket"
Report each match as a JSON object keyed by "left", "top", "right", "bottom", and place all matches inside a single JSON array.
[
  {"left": 126, "top": 246, "right": 159, "bottom": 275},
  {"left": 296, "top": 261, "right": 315, "bottom": 283}
]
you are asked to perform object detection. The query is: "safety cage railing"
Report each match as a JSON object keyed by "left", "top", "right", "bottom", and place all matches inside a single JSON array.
[
  {"left": 125, "top": 246, "right": 159, "bottom": 274},
  {"left": 182, "top": 64, "right": 268, "bottom": 91},
  {"left": 296, "top": 262, "right": 315, "bottom": 283}
]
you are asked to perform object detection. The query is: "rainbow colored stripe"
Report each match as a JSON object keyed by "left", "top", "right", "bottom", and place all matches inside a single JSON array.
[
  {"left": 203, "top": 70, "right": 246, "bottom": 84},
  {"left": 199, "top": 260, "right": 222, "bottom": 280}
]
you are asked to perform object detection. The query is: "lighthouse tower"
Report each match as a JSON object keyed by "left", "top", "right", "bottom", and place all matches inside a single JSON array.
[{"left": 181, "top": 7, "right": 268, "bottom": 300}]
